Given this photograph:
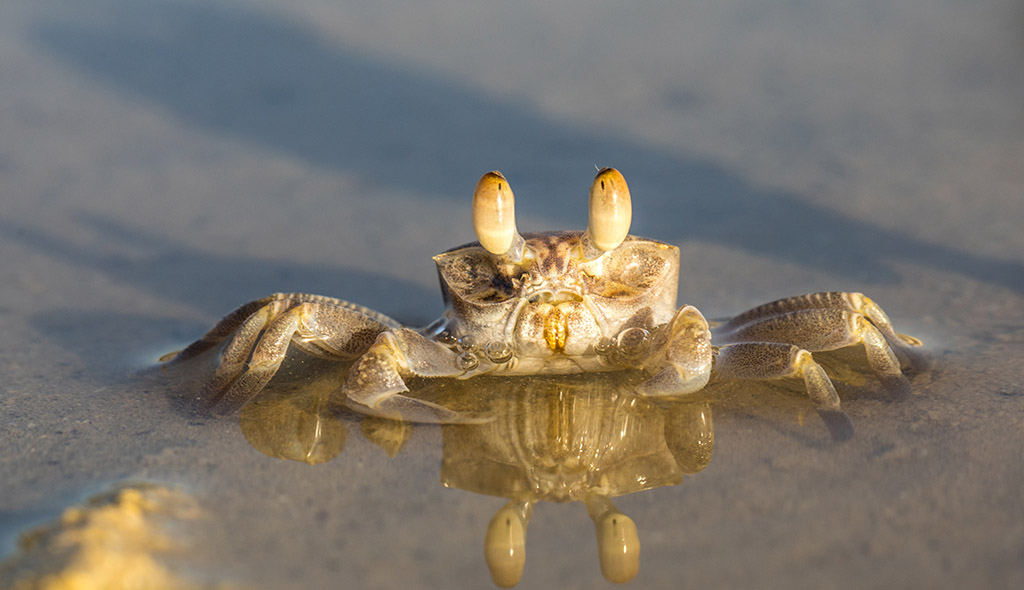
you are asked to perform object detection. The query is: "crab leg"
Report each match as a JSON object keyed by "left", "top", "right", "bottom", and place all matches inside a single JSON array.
[
  {"left": 714, "top": 303, "right": 911, "bottom": 396},
  {"left": 170, "top": 293, "right": 400, "bottom": 362},
  {"left": 170, "top": 295, "right": 281, "bottom": 362},
  {"left": 168, "top": 293, "right": 400, "bottom": 413},
  {"left": 715, "top": 342, "right": 854, "bottom": 440},
  {"left": 193, "top": 301, "right": 277, "bottom": 405},
  {"left": 716, "top": 291, "right": 921, "bottom": 362},
  {"left": 203, "top": 302, "right": 292, "bottom": 411},
  {"left": 340, "top": 328, "right": 476, "bottom": 422}
]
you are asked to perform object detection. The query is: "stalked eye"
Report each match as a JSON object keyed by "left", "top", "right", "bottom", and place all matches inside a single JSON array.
[
  {"left": 586, "top": 167, "right": 632, "bottom": 253},
  {"left": 472, "top": 171, "right": 519, "bottom": 256}
]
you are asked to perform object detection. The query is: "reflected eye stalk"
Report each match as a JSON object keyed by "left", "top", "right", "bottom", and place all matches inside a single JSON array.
[
  {"left": 473, "top": 170, "right": 526, "bottom": 262},
  {"left": 484, "top": 500, "right": 533, "bottom": 588}
]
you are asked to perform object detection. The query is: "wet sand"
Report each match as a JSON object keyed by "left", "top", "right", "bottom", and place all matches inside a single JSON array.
[{"left": 2, "top": 1, "right": 1022, "bottom": 588}]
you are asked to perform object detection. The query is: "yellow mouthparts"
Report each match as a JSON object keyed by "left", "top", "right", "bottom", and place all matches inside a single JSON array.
[{"left": 544, "top": 307, "right": 568, "bottom": 352}]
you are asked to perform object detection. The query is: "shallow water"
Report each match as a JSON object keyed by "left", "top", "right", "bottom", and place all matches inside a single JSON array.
[{"left": 2, "top": 0, "right": 1023, "bottom": 588}]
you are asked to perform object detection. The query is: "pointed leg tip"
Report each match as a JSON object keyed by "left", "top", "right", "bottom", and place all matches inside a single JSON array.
[{"left": 158, "top": 349, "right": 183, "bottom": 364}]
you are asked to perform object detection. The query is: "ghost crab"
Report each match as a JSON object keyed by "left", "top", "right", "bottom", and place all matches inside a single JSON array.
[{"left": 168, "top": 168, "right": 920, "bottom": 430}]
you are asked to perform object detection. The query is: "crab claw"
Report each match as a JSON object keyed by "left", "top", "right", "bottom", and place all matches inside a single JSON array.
[
  {"left": 473, "top": 171, "right": 526, "bottom": 262},
  {"left": 584, "top": 167, "right": 632, "bottom": 259}
]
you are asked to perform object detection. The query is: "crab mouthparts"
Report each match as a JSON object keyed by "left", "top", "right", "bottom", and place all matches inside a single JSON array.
[
  {"left": 544, "top": 307, "right": 569, "bottom": 353},
  {"left": 527, "top": 290, "right": 583, "bottom": 304}
]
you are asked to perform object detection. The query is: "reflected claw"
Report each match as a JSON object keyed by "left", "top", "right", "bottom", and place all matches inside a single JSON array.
[{"left": 344, "top": 394, "right": 488, "bottom": 424}]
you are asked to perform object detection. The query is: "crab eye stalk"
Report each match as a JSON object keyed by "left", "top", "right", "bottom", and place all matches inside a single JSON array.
[
  {"left": 585, "top": 167, "right": 632, "bottom": 257},
  {"left": 473, "top": 171, "right": 525, "bottom": 261}
]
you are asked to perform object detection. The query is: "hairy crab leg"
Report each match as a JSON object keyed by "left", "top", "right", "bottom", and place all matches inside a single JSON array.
[
  {"left": 717, "top": 292, "right": 856, "bottom": 327},
  {"left": 201, "top": 303, "right": 278, "bottom": 409},
  {"left": 168, "top": 293, "right": 400, "bottom": 364},
  {"left": 715, "top": 342, "right": 855, "bottom": 440},
  {"left": 169, "top": 293, "right": 400, "bottom": 414},
  {"left": 715, "top": 291, "right": 921, "bottom": 362},
  {"left": 169, "top": 295, "right": 281, "bottom": 363},
  {"left": 209, "top": 303, "right": 310, "bottom": 412},
  {"left": 714, "top": 306, "right": 910, "bottom": 396}
]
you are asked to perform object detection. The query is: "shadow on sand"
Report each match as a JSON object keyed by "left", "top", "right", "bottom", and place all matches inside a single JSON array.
[{"left": 26, "top": 0, "right": 1024, "bottom": 298}]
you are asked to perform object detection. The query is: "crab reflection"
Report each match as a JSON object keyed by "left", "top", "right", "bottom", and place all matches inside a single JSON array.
[{"left": 234, "top": 371, "right": 713, "bottom": 586}]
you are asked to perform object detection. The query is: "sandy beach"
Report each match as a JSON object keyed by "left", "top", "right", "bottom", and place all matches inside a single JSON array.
[{"left": 2, "top": 1, "right": 1022, "bottom": 588}]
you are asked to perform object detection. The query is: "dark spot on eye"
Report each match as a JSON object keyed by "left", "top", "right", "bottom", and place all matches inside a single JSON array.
[
  {"left": 506, "top": 518, "right": 511, "bottom": 526},
  {"left": 601, "top": 180, "right": 606, "bottom": 190},
  {"left": 498, "top": 183, "right": 503, "bottom": 191}
]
